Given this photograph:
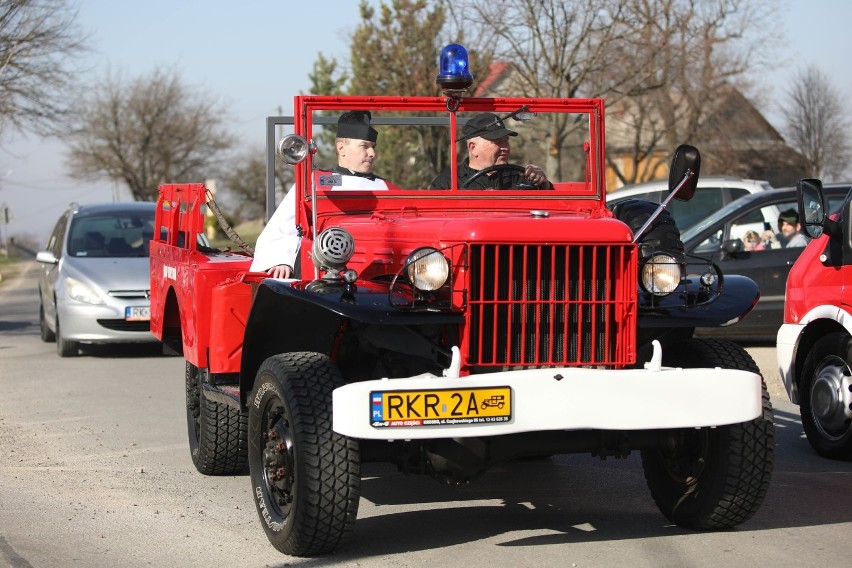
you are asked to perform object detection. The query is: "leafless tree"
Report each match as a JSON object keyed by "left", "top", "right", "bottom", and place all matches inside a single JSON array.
[
  {"left": 783, "top": 65, "right": 851, "bottom": 180},
  {"left": 608, "top": 0, "right": 780, "bottom": 185},
  {"left": 0, "top": 0, "right": 88, "bottom": 137},
  {"left": 219, "top": 147, "right": 292, "bottom": 223},
  {"left": 450, "top": 0, "right": 779, "bottom": 185},
  {"left": 66, "top": 68, "right": 235, "bottom": 202}
]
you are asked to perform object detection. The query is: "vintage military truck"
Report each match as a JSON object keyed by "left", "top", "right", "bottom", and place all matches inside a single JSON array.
[{"left": 149, "top": 45, "right": 773, "bottom": 557}]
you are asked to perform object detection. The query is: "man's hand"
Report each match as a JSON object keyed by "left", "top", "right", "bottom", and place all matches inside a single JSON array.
[
  {"left": 267, "top": 264, "right": 293, "bottom": 278},
  {"left": 524, "top": 164, "right": 547, "bottom": 185}
]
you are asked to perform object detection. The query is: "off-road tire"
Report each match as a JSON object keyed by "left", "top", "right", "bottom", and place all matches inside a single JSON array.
[
  {"left": 55, "top": 314, "right": 79, "bottom": 357},
  {"left": 248, "top": 352, "right": 360, "bottom": 557},
  {"left": 611, "top": 198, "right": 684, "bottom": 257},
  {"left": 185, "top": 362, "right": 248, "bottom": 475},
  {"left": 39, "top": 302, "right": 55, "bottom": 342},
  {"left": 641, "top": 338, "right": 774, "bottom": 529},
  {"left": 799, "top": 331, "right": 852, "bottom": 460}
]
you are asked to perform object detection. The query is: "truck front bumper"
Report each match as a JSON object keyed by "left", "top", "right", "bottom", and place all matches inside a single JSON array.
[{"left": 333, "top": 346, "right": 763, "bottom": 440}]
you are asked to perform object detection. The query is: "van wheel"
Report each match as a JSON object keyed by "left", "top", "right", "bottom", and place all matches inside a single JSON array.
[
  {"left": 55, "top": 314, "right": 79, "bottom": 357},
  {"left": 185, "top": 362, "right": 248, "bottom": 475},
  {"left": 799, "top": 332, "right": 852, "bottom": 460},
  {"left": 248, "top": 352, "right": 360, "bottom": 557},
  {"left": 641, "top": 338, "right": 774, "bottom": 528}
]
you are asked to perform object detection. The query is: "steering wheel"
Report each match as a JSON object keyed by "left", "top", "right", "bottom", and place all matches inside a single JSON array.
[{"left": 460, "top": 164, "right": 537, "bottom": 189}]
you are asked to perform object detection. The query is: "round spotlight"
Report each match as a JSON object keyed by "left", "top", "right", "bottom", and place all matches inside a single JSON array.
[{"left": 276, "top": 134, "right": 313, "bottom": 165}]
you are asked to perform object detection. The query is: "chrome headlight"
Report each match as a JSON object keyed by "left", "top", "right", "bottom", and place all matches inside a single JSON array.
[
  {"left": 640, "top": 253, "right": 682, "bottom": 296},
  {"left": 406, "top": 247, "right": 449, "bottom": 291},
  {"left": 66, "top": 277, "right": 105, "bottom": 305}
]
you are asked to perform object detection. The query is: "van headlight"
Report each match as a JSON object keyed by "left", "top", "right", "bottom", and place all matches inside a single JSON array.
[
  {"left": 405, "top": 247, "right": 449, "bottom": 291},
  {"left": 640, "top": 253, "right": 682, "bottom": 296}
]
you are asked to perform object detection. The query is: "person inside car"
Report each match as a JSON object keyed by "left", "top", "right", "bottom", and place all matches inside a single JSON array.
[
  {"left": 743, "top": 230, "right": 765, "bottom": 251},
  {"left": 429, "top": 112, "right": 552, "bottom": 189},
  {"left": 250, "top": 110, "right": 391, "bottom": 279},
  {"left": 762, "top": 209, "right": 809, "bottom": 249}
]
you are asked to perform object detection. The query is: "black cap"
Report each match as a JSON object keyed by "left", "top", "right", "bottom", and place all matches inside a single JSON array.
[
  {"left": 461, "top": 113, "right": 518, "bottom": 141},
  {"left": 336, "top": 110, "right": 378, "bottom": 142},
  {"left": 778, "top": 209, "right": 799, "bottom": 226}
]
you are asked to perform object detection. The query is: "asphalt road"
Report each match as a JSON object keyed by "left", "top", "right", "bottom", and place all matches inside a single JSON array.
[{"left": 2, "top": 261, "right": 852, "bottom": 568}]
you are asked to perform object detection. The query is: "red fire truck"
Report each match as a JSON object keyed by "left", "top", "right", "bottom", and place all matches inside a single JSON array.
[
  {"left": 777, "top": 179, "right": 852, "bottom": 460},
  {"left": 149, "top": 45, "right": 774, "bottom": 557}
]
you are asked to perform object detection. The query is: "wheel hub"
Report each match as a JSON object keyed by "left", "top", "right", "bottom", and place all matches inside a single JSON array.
[
  {"left": 810, "top": 359, "right": 852, "bottom": 438},
  {"left": 262, "top": 413, "right": 295, "bottom": 509}
]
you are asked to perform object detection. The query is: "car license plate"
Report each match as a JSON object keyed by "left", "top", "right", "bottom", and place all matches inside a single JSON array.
[
  {"left": 125, "top": 306, "right": 150, "bottom": 321},
  {"left": 370, "top": 387, "right": 511, "bottom": 428}
]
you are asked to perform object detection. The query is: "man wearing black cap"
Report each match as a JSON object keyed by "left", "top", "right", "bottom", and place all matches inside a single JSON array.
[
  {"left": 429, "top": 112, "right": 551, "bottom": 189},
  {"left": 761, "top": 208, "right": 809, "bottom": 248},
  {"left": 250, "top": 111, "right": 390, "bottom": 278}
]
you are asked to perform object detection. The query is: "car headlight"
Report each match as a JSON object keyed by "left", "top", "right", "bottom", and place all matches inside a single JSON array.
[
  {"left": 640, "top": 253, "right": 682, "bottom": 296},
  {"left": 406, "top": 247, "right": 449, "bottom": 291},
  {"left": 66, "top": 277, "right": 105, "bottom": 305}
]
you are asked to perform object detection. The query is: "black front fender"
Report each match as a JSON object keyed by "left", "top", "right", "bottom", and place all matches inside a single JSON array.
[
  {"left": 239, "top": 278, "right": 463, "bottom": 408},
  {"left": 637, "top": 274, "right": 760, "bottom": 328}
]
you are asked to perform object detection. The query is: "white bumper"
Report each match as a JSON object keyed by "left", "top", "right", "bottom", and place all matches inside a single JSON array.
[
  {"left": 777, "top": 322, "right": 805, "bottom": 403},
  {"left": 333, "top": 364, "right": 763, "bottom": 440}
]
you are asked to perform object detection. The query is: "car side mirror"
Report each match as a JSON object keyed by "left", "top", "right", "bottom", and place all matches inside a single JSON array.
[
  {"left": 797, "top": 178, "right": 826, "bottom": 239},
  {"left": 36, "top": 250, "right": 58, "bottom": 265},
  {"left": 668, "top": 144, "right": 701, "bottom": 202}
]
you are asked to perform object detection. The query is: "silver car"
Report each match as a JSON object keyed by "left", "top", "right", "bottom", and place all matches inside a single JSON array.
[{"left": 36, "top": 202, "right": 158, "bottom": 356}]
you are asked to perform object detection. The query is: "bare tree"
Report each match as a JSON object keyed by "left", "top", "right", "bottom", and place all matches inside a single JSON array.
[
  {"left": 66, "top": 68, "right": 235, "bottom": 202},
  {"left": 220, "top": 148, "right": 292, "bottom": 223},
  {"left": 451, "top": 0, "right": 779, "bottom": 185},
  {"left": 0, "top": 0, "right": 88, "bottom": 136},
  {"left": 783, "top": 64, "right": 851, "bottom": 180},
  {"left": 610, "top": 0, "right": 780, "bottom": 185}
]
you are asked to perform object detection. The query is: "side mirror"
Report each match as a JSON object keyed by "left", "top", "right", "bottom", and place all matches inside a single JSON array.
[
  {"left": 668, "top": 144, "right": 701, "bottom": 202},
  {"left": 797, "top": 178, "right": 825, "bottom": 239},
  {"left": 36, "top": 250, "right": 58, "bottom": 265}
]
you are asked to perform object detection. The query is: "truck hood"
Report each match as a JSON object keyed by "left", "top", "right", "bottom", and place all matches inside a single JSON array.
[{"left": 330, "top": 209, "right": 633, "bottom": 245}]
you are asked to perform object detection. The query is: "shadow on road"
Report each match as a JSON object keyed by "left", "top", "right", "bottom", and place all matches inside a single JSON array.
[{"left": 279, "top": 405, "right": 852, "bottom": 563}]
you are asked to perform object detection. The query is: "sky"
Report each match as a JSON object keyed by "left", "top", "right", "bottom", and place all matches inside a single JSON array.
[{"left": 1, "top": 0, "right": 851, "bottom": 245}]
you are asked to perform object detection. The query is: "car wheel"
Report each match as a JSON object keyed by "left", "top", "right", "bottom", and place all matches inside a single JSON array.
[
  {"left": 641, "top": 338, "right": 774, "bottom": 528},
  {"left": 185, "top": 362, "right": 248, "bottom": 475},
  {"left": 55, "top": 314, "right": 79, "bottom": 357},
  {"left": 799, "top": 331, "right": 852, "bottom": 460},
  {"left": 248, "top": 352, "right": 360, "bottom": 556},
  {"left": 39, "top": 302, "right": 56, "bottom": 343}
]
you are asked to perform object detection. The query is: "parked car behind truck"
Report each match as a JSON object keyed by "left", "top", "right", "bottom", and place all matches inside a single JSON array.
[{"left": 149, "top": 44, "right": 774, "bottom": 557}]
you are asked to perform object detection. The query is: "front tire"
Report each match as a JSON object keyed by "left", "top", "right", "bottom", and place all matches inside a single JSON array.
[
  {"left": 248, "top": 352, "right": 360, "bottom": 557},
  {"left": 799, "top": 332, "right": 852, "bottom": 460},
  {"left": 185, "top": 362, "right": 248, "bottom": 475},
  {"left": 642, "top": 338, "right": 774, "bottom": 528},
  {"left": 55, "top": 314, "right": 79, "bottom": 357},
  {"left": 39, "top": 302, "right": 55, "bottom": 342}
]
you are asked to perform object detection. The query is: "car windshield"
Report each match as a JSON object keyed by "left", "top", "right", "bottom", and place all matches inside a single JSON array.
[{"left": 67, "top": 212, "right": 155, "bottom": 258}]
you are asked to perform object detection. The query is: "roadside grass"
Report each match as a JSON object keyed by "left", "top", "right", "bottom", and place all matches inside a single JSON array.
[{"left": 0, "top": 255, "right": 25, "bottom": 287}]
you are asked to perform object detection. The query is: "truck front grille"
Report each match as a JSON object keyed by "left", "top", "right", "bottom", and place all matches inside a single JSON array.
[{"left": 467, "top": 243, "right": 636, "bottom": 368}]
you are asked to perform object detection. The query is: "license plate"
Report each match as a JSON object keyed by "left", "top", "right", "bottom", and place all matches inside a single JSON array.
[
  {"left": 370, "top": 387, "right": 511, "bottom": 428},
  {"left": 125, "top": 306, "right": 150, "bottom": 321}
]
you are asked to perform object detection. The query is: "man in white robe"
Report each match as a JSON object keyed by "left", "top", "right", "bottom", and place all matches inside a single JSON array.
[{"left": 250, "top": 110, "right": 389, "bottom": 278}]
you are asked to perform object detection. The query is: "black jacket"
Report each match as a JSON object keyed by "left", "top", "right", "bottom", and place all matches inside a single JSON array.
[{"left": 429, "top": 160, "right": 552, "bottom": 190}]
